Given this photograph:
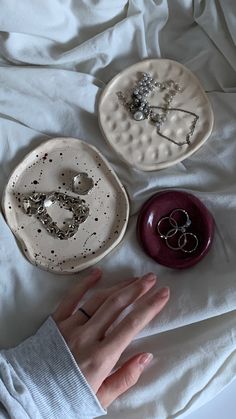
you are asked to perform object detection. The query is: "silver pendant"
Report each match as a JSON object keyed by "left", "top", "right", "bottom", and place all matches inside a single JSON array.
[{"left": 133, "top": 111, "right": 145, "bottom": 121}]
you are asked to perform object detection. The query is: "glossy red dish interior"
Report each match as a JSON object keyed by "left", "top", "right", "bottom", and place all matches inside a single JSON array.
[{"left": 137, "top": 190, "right": 215, "bottom": 269}]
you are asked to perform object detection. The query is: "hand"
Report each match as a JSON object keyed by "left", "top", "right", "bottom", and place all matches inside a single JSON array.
[{"left": 52, "top": 268, "right": 170, "bottom": 408}]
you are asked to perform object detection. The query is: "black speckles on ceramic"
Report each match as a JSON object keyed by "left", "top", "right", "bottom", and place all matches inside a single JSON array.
[{"left": 2, "top": 137, "right": 130, "bottom": 274}]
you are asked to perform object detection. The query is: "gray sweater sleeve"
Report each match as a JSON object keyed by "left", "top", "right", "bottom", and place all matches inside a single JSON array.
[{"left": 0, "top": 316, "right": 107, "bottom": 419}]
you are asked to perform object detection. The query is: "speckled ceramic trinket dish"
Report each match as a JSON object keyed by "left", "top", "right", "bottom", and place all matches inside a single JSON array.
[
  {"left": 2, "top": 138, "right": 130, "bottom": 274},
  {"left": 98, "top": 59, "right": 214, "bottom": 171}
]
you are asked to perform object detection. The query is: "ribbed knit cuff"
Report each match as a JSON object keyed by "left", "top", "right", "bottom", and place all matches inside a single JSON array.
[{"left": 5, "top": 316, "right": 107, "bottom": 419}]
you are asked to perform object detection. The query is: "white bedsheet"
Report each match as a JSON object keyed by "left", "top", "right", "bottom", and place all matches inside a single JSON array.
[{"left": 0, "top": 1, "right": 236, "bottom": 418}]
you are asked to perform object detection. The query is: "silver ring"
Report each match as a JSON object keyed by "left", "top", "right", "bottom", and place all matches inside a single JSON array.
[
  {"left": 178, "top": 232, "right": 198, "bottom": 253},
  {"left": 72, "top": 172, "right": 94, "bottom": 195},
  {"left": 169, "top": 208, "right": 191, "bottom": 232},
  {"left": 165, "top": 230, "right": 187, "bottom": 251},
  {"left": 156, "top": 217, "right": 178, "bottom": 239}
]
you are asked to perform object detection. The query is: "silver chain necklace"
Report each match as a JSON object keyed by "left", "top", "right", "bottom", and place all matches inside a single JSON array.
[
  {"left": 23, "top": 192, "right": 89, "bottom": 240},
  {"left": 117, "top": 73, "right": 199, "bottom": 147}
]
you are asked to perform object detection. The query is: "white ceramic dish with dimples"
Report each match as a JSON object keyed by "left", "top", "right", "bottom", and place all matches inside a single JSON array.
[
  {"left": 98, "top": 59, "right": 214, "bottom": 171},
  {"left": 2, "top": 138, "right": 130, "bottom": 274}
]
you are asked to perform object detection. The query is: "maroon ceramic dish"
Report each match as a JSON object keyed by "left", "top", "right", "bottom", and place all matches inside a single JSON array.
[{"left": 137, "top": 190, "right": 215, "bottom": 269}]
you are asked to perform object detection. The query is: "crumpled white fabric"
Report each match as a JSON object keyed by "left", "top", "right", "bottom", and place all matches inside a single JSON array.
[{"left": 0, "top": 1, "right": 236, "bottom": 418}]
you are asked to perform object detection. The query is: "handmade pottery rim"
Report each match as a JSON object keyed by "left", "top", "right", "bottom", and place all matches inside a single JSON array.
[
  {"left": 2, "top": 137, "right": 130, "bottom": 274},
  {"left": 98, "top": 58, "right": 214, "bottom": 171}
]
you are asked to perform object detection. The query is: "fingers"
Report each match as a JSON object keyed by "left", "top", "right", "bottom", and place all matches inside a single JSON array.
[
  {"left": 52, "top": 268, "right": 102, "bottom": 322},
  {"left": 103, "top": 287, "right": 170, "bottom": 355},
  {"left": 83, "top": 273, "right": 157, "bottom": 340},
  {"left": 96, "top": 352, "right": 153, "bottom": 408},
  {"left": 74, "top": 276, "right": 139, "bottom": 326}
]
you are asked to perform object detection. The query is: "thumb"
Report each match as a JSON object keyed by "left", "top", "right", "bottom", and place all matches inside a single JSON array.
[{"left": 96, "top": 352, "right": 153, "bottom": 408}]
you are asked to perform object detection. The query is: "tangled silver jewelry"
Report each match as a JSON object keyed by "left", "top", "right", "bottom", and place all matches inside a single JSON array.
[
  {"left": 157, "top": 208, "right": 198, "bottom": 253},
  {"left": 23, "top": 191, "right": 89, "bottom": 240},
  {"left": 117, "top": 72, "right": 199, "bottom": 147},
  {"left": 22, "top": 171, "right": 94, "bottom": 240}
]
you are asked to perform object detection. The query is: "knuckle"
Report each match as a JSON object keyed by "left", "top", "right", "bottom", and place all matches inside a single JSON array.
[
  {"left": 74, "top": 330, "right": 96, "bottom": 353},
  {"left": 108, "top": 282, "right": 146, "bottom": 310},
  {"left": 78, "top": 327, "right": 92, "bottom": 343},
  {"left": 135, "top": 281, "right": 147, "bottom": 295},
  {"left": 96, "top": 289, "right": 107, "bottom": 299},
  {"left": 87, "top": 357, "right": 100, "bottom": 371},
  {"left": 71, "top": 331, "right": 84, "bottom": 348},
  {"left": 91, "top": 290, "right": 101, "bottom": 300},
  {"left": 127, "top": 315, "right": 140, "bottom": 330},
  {"left": 75, "top": 334, "right": 84, "bottom": 346},
  {"left": 88, "top": 349, "right": 104, "bottom": 370},
  {"left": 151, "top": 293, "right": 164, "bottom": 306},
  {"left": 90, "top": 291, "right": 104, "bottom": 306},
  {"left": 108, "top": 293, "right": 125, "bottom": 309},
  {"left": 123, "top": 369, "right": 138, "bottom": 388}
]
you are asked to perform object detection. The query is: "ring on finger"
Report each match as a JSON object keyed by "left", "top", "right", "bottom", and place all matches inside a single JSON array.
[{"left": 78, "top": 307, "right": 92, "bottom": 320}]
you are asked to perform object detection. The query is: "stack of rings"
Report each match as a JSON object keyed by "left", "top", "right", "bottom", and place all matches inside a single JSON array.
[{"left": 156, "top": 208, "right": 199, "bottom": 253}]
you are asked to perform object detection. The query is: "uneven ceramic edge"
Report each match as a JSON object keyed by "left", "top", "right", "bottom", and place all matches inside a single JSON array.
[
  {"left": 98, "top": 58, "right": 214, "bottom": 171},
  {"left": 1, "top": 137, "right": 130, "bottom": 275}
]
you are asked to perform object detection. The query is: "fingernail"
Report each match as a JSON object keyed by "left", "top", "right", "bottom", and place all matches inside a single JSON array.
[
  {"left": 139, "top": 353, "right": 153, "bottom": 367},
  {"left": 142, "top": 273, "right": 156, "bottom": 282},
  {"left": 158, "top": 287, "right": 170, "bottom": 298}
]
